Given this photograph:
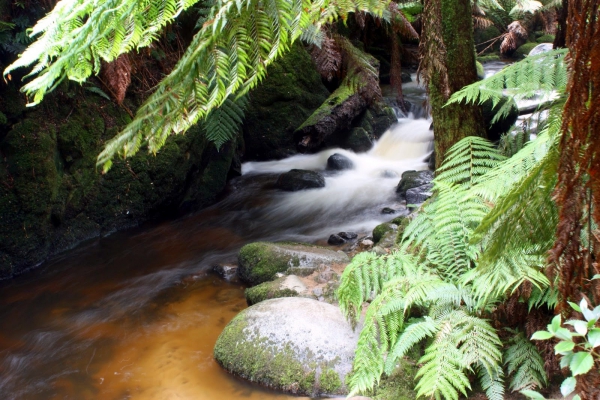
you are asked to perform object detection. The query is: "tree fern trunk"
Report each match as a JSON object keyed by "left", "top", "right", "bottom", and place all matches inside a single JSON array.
[{"left": 423, "top": 0, "right": 486, "bottom": 169}]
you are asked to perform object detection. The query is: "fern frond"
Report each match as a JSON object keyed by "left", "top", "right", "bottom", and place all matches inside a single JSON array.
[
  {"left": 436, "top": 136, "right": 506, "bottom": 188},
  {"left": 337, "top": 251, "right": 419, "bottom": 326},
  {"left": 4, "top": 0, "right": 200, "bottom": 104},
  {"left": 504, "top": 330, "right": 548, "bottom": 391},
  {"left": 203, "top": 95, "right": 248, "bottom": 149},
  {"left": 5, "top": 0, "right": 391, "bottom": 171},
  {"left": 464, "top": 111, "right": 561, "bottom": 299},
  {"left": 445, "top": 49, "right": 568, "bottom": 124}
]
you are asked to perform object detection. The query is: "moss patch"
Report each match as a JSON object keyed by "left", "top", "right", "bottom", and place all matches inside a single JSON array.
[
  {"left": 373, "top": 223, "right": 394, "bottom": 244},
  {"left": 476, "top": 61, "right": 485, "bottom": 80},
  {"left": 537, "top": 34, "right": 555, "bottom": 43},
  {"left": 238, "top": 242, "right": 295, "bottom": 285},
  {"left": 245, "top": 279, "right": 299, "bottom": 305},
  {"left": 371, "top": 358, "right": 418, "bottom": 400},
  {"left": 477, "top": 54, "right": 501, "bottom": 63},
  {"left": 214, "top": 313, "right": 332, "bottom": 396},
  {"left": 319, "top": 368, "right": 342, "bottom": 394},
  {"left": 514, "top": 42, "right": 539, "bottom": 59}
]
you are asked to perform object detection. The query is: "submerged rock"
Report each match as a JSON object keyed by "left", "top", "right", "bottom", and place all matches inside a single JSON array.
[
  {"left": 275, "top": 169, "right": 325, "bottom": 191},
  {"left": 328, "top": 231, "right": 358, "bottom": 245},
  {"left": 237, "top": 242, "right": 349, "bottom": 285},
  {"left": 214, "top": 297, "right": 360, "bottom": 396},
  {"left": 213, "top": 264, "right": 238, "bottom": 281},
  {"left": 326, "top": 153, "right": 354, "bottom": 171},
  {"left": 396, "top": 170, "right": 434, "bottom": 200}
]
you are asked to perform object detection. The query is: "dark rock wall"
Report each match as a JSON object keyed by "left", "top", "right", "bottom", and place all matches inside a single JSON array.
[
  {"left": 242, "top": 43, "right": 330, "bottom": 161},
  {"left": 0, "top": 81, "right": 239, "bottom": 278}
]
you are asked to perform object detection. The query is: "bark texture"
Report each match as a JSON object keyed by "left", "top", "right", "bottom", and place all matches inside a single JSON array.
[{"left": 421, "top": 0, "right": 486, "bottom": 169}]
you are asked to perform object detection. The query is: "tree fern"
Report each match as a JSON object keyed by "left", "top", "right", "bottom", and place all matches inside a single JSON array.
[
  {"left": 4, "top": 0, "right": 200, "bottom": 104},
  {"left": 5, "top": 0, "right": 392, "bottom": 171}
]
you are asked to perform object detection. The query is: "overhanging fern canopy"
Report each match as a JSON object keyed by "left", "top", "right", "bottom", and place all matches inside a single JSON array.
[{"left": 4, "top": 0, "right": 392, "bottom": 171}]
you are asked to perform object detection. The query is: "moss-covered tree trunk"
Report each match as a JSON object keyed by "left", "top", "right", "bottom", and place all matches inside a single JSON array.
[{"left": 422, "top": 0, "right": 486, "bottom": 169}]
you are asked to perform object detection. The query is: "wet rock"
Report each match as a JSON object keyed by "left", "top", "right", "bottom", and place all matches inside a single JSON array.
[
  {"left": 245, "top": 275, "right": 307, "bottom": 305},
  {"left": 328, "top": 231, "right": 358, "bottom": 245},
  {"left": 381, "top": 207, "right": 397, "bottom": 214},
  {"left": 338, "top": 232, "right": 358, "bottom": 241},
  {"left": 359, "top": 239, "right": 374, "bottom": 249},
  {"left": 213, "top": 264, "right": 238, "bottom": 281},
  {"left": 312, "top": 287, "right": 323, "bottom": 297},
  {"left": 326, "top": 153, "right": 354, "bottom": 171},
  {"left": 276, "top": 169, "right": 325, "bottom": 192},
  {"left": 343, "top": 127, "right": 373, "bottom": 153},
  {"left": 396, "top": 170, "right": 434, "bottom": 200},
  {"left": 406, "top": 183, "right": 433, "bottom": 205},
  {"left": 328, "top": 234, "right": 346, "bottom": 245},
  {"left": 238, "top": 242, "right": 349, "bottom": 285},
  {"left": 214, "top": 298, "right": 360, "bottom": 396},
  {"left": 481, "top": 97, "right": 519, "bottom": 141}
]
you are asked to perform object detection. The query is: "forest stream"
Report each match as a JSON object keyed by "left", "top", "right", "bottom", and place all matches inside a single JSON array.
[{"left": 0, "top": 79, "right": 444, "bottom": 400}]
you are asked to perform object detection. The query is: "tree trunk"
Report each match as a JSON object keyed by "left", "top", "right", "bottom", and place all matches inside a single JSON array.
[{"left": 421, "top": 0, "right": 486, "bottom": 169}]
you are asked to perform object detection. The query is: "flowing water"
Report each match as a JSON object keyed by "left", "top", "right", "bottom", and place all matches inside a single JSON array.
[{"left": 0, "top": 101, "right": 433, "bottom": 399}]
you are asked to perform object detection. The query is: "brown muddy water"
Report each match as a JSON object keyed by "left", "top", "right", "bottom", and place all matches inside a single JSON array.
[
  {"left": 0, "top": 120, "right": 433, "bottom": 399},
  {"left": 0, "top": 220, "right": 312, "bottom": 400}
]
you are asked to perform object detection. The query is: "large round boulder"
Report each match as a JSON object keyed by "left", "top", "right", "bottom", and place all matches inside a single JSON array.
[
  {"left": 275, "top": 169, "right": 325, "bottom": 191},
  {"left": 214, "top": 297, "right": 360, "bottom": 396},
  {"left": 238, "top": 242, "right": 349, "bottom": 285}
]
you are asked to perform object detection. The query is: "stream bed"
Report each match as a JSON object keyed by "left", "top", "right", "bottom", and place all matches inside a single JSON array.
[{"left": 0, "top": 95, "right": 434, "bottom": 400}]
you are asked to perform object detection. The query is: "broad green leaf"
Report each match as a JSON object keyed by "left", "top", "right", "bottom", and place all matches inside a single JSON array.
[
  {"left": 554, "top": 327, "right": 573, "bottom": 341},
  {"left": 566, "top": 320, "right": 588, "bottom": 336},
  {"left": 573, "top": 395, "right": 581, "bottom": 400},
  {"left": 554, "top": 340, "right": 575, "bottom": 354},
  {"left": 570, "top": 352, "right": 594, "bottom": 376},
  {"left": 560, "top": 377, "right": 576, "bottom": 397},
  {"left": 560, "top": 352, "right": 574, "bottom": 369},
  {"left": 588, "top": 328, "right": 600, "bottom": 348},
  {"left": 568, "top": 301, "right": 582, "bottom": 312},
  {"left": 550, "top": 315, "right": 561, "bottom": 333},
  {"left": 531, "top": 331, "right": 553, "bottom": 340},
  {"left": 591, "top": 274, "right": 600, "bottom": 280}
]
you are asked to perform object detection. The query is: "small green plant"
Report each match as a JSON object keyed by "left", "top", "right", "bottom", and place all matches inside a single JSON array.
[{"left": 523, "top": 292, "right": 600, "bottom": 400}]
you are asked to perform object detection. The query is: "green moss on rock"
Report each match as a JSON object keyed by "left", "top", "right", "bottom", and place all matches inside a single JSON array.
[
  {"left": 514, "top": 42, "right": 539, "bottom": 59},
  {"left": 476, "top": 61, "right": 485, "bottom": 80},
  {"left": 537, "top": 34, "right": 555, "bottom": 43},
  {"left": 242, "top": 42, "right": 330, "bottom": 160},
  {"left": 214, "top": 313, "right": 320, "bottom": 395},
  {"left": 0, "top": 84, "right": 237, "bottom": 278},
  {"left": 477, "top": 54, "right": 501, "bottom": 63},
  {"left": 373, "top": 223, "right": 394, "bottom": 244},
  {"left": 319, "top": 368, "right": 342, "bottom": 394},
  {"left": 245, "top": 280, "right": 299, "bottom": 305},
  {"left": 371, "top": 358, "right": 418, "bottom": 400}
]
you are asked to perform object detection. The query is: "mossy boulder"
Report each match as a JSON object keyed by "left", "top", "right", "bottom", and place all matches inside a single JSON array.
[
  {"left": 514, "top": 42, "right": 539, "bottom": 59},
  {"left": 372, "top": 222, "right": 398, "bottom": 249},
  {"left": 244, "top": 275, "right": 307, "bottom": 305},
  {"left": 242, "top": 42, "right": 330, "bottom": 161},
  {"left": 214, "top": 297, "right": 360, "bottom": 396},
  {"left": 237, "top": 242, "right": 349, "bottom": 285}
]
